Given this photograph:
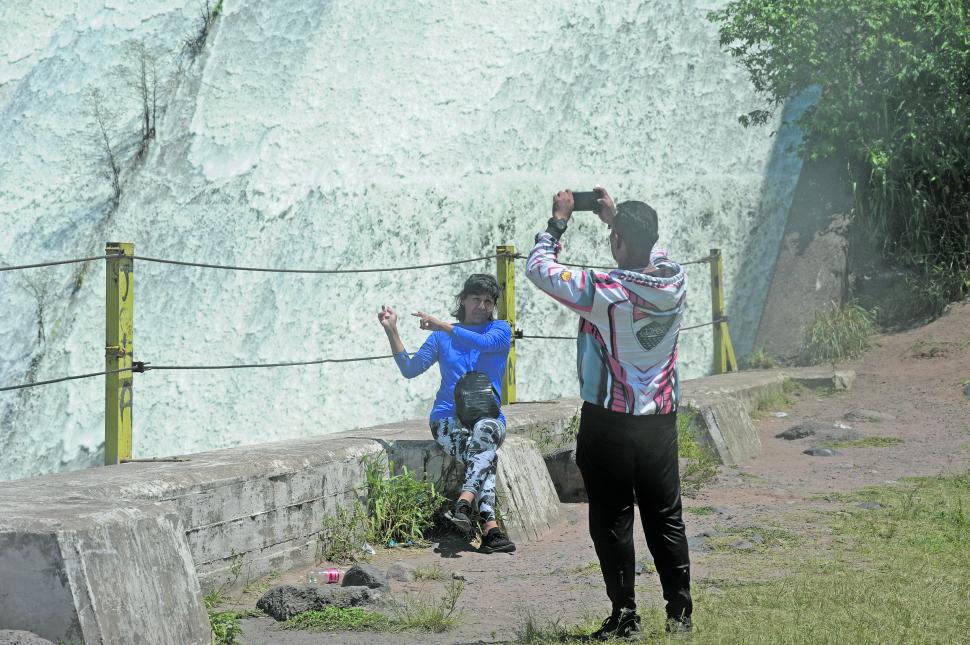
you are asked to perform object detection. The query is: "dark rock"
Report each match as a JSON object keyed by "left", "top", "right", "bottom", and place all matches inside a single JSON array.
[
  {"left": 844, "top": 409, "right": 896, "bottom": 423},
  {"left": 963, "top": 383, "right": 970, "bottom": 399},
  {"left": 0, "top": 631, "right": 55, "bottom": 645},
  {"left": 776, "top": 421, "right": 828, "bottom": 440},
  {"left": 341, "top": 563, "right": 389, "bottom": 590},
  {"left": 386, "top": 561, "right": 416, "bottom": 582},
  {"left": 803, "top": 447, "right": 839, "bottom": 457},
  {"left": 543, "top": 443, "right": 586, "bottom": 503},
  {"left": 256, "top": 584, "right": 381, "bottom": 621},
  {"left": 452, "top": 572, "right": 466, "bottom": 581},
  {"left": 635, "top": 560, "right": 655, "bottom": 575},
  {"left": 856, "top": 501, "right": 883, "bottom": 510}
]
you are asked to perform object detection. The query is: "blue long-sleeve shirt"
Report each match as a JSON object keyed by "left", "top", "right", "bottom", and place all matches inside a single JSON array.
[{"left": 394, "top": 319, "right": 511, "bottom": 424}]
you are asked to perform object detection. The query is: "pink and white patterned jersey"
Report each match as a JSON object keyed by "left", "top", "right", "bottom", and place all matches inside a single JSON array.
[{"left": 526, "top": 232, "right": 687, "bottom": 416}]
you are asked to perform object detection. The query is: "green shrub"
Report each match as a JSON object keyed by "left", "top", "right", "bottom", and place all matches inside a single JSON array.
[
  {"left": 742, "top": 345, "right": 776, "bottom": 370},
  {"left": 709, "top": 0, "right": 970, "bottom": 316},
  {"left": 799, "top": 301, "right": 876, "bottom": 364},
  {"left": 363, "top": 455, "right": 446, "bottom": 546},
  {"left": 677, "top": 408, "right": 719, "bottom": 497},
  {"left": 209, "top": 610, "right": 243, "bottom": 645},
  {"left": 320, "top": 501, "right": 369, "bottom": 563}
]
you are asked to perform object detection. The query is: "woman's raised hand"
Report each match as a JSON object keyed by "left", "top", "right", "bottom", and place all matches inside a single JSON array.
[
  {"left": 412, "top": 311, "right": 446, "bottom": 332},
  {"left": 378, "top": 304, "right": 398, "bottom": 330}
]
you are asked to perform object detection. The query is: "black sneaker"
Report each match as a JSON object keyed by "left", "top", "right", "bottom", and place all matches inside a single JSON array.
[
  {"left": 444, "top": 499, "right": 473, "bottom": 535},
  {"left": 479, "top": 527, "right": 516, "bottom": 553},
  {"left": 665, "top": 614, "right": 693, "bottom": 636},
  {"left": 591, "top": 607, "right": 640, "bottom": 640}
]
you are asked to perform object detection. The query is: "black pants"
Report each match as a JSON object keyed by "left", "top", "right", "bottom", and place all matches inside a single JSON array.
[{"left": 575, "top": 401, "right": 692, "bottom": 618}]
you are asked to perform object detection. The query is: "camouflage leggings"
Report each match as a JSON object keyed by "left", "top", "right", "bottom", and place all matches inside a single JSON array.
[{"left": 430, "top": 416, "right": 506, "bottom": 522}]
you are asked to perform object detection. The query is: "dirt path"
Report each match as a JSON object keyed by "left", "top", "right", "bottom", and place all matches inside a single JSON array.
[{"left": 235, "top": 301, "right": 970, "bottom": 644}]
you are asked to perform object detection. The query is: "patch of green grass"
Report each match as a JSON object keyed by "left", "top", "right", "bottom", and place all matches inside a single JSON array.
[
  {"left": 737, "top": 471, "right": 767, "bottom": 482},
  {"left": 742, "top": 345, "right": 777, "bottom": 370},
  {"left": 320, "top": 500, "right": 369, "bottom": 563},
  {"left": 390, "top": 579, "right": 465, "bottom": 632},
  {"left": 686, "top": 506, "right": 716, "bottom": 516},
  {"left": 283, "top": 606, "right": 390, "bottom": 632},
  {"left": 203, "top": 589, "right": 225, "bottom": 609},
  {"left": 798, "top": 301, "right": 877, "bottom": 365},
  {"left": 706, "top": 526, "right": 800, "bottom": 552},
  {"left": 209, "top": 610, "right": 243, "bottom": 645},
  {"left": 751, "top": 382, "right": 798, "bottom": 420},
  {"left": 413, "top": 565, "right": 447, "bottom": 581},
  {"left": 283, "top": 580, "right": 465, "bottom": 634},
  {"left": 569, "top": 561, "right": 601, "bottom": 576},
  {"left": 364, "top": 454, "right": 446, "bottom": 547},
  {"left": 525, "top": 472, "right": 970, "bottom": 643},
  {"left": 823, "top": 437, "right": 905, "bottom": 449},
  {"left": 678, "top": 408, "right": 719, "bottom": 497}
]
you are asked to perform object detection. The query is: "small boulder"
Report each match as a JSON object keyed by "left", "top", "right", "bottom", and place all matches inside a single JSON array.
[
  {"left": 0, "top": 631, "right": 55, "bottom": 645},
  {"left": 544, "top": 443, "right": 586, "bottom": 503},
  {"left": 256, "top": 584, "right": 381, "bottom": 621},
  {"left": 803, "top": 447, "right": 839, "bottom": 457},
  {"left": 844, "top": 409, "right": 896, "bottom": 423},
  {"left": 342, "top": 563, "right": 390, "bottom": 591},
  {"left": 386, "top": 561, "right": 416, "bottom": 582},
  {"left": 856, "top": 501, "right": 883, "bottom": 510},
  {"left": 776, "top": 420, "right": 828, "bottom": 440}
]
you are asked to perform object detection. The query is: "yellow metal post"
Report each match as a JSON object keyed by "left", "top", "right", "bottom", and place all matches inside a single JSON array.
[
  {"left": 496, "top": 245, "right": 516, "bottom": 404},
  {"left": 709, "top": 248, "right": 738, "bottom": 374},
  {"left": 105, "top": 242, "right": 134, "bottom": 465}
]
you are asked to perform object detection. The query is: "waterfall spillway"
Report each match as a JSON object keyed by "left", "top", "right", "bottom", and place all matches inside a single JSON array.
[{"left": 0, "top": 0, "right": 804, "bottom": 481}]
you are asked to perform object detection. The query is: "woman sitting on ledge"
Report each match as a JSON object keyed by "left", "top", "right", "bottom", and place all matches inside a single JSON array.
[{"left": 377, "top": 273, "right": 516, "bottom": 554}]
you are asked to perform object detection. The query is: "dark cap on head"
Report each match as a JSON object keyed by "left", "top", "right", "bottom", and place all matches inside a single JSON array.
[{"left": 614, "top": 200, "right": 659, "bottom": 253}]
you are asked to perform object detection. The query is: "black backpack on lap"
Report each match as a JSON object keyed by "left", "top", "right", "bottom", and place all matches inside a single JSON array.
[{"left": 454, "top": 370, "right": 501, "bottom": 429}]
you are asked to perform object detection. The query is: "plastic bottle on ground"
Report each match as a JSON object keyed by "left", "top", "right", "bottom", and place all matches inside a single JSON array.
[{"left": 307, "top": 568, "right": 343, "bottom": 584}]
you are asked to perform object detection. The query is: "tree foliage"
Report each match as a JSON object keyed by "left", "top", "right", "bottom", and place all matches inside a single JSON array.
[{"left": 709, "top": 0, "right": 970, "bottom": 310}]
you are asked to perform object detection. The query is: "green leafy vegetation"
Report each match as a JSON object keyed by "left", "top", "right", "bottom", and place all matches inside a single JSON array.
[
  {"left": 824, "top": 436, "right": 905, "bottom": 449},
  {"left": 209, "top": 610, "right": 243, "bottom": 645},
  {"left": 283, "top": 580, "right": 465, "bottom": 633},
  {"left": 751, "top": 381, "right": 799, "bottom": 419},
  {"left": 364, "top": 454, "right": 446, "bottom": 546},
  {"left": 512, "top": 472, "right": 970, "bottom": 643},
  {"left": 283, "top": 606, "right": 390, "bottom": 631},
  {"left": 709, "top": 0, "right": 970, "bottom": 320},
  {"left": 678, "top": 408, "right": 719, "bottom": 497},
  {"left": 320, "top": 500, "right": 369, "bottom": 563},
  {"left": 742, "top": 345, "right": 777, "bottom": 370},
  {"left": 799, "top": 301, "right": 876, "bottom": 364}
]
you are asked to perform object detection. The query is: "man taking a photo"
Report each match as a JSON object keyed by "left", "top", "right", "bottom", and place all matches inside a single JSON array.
[{"left": 526, "top": 187, "right": 692, "bottom": 639}]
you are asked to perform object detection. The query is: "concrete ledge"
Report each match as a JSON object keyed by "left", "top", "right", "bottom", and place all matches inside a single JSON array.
[
  {"left": 0, "top": 500, "right": 209, "bottom": 645},
  {"left": 681, "top": 367, "right": 855, "bottom": 465}
]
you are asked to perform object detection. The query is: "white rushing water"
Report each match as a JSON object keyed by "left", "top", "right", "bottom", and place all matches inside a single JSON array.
[{"left": 0, "top": 0, "right": 805, "bottom": 481}]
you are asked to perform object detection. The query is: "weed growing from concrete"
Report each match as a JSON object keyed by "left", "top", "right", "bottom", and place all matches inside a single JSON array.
[
  {"left": 363, "top": 454, "right": 446, "bottom": 547},
  {"left": 241, "top": 570, "right": 280, "bottom": 596},
  {"left": 798, "top": 301, "right": 876, "bottom": 364},
  {"left": 320, "top": 500, "right": 369, "bottom": 563}
]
